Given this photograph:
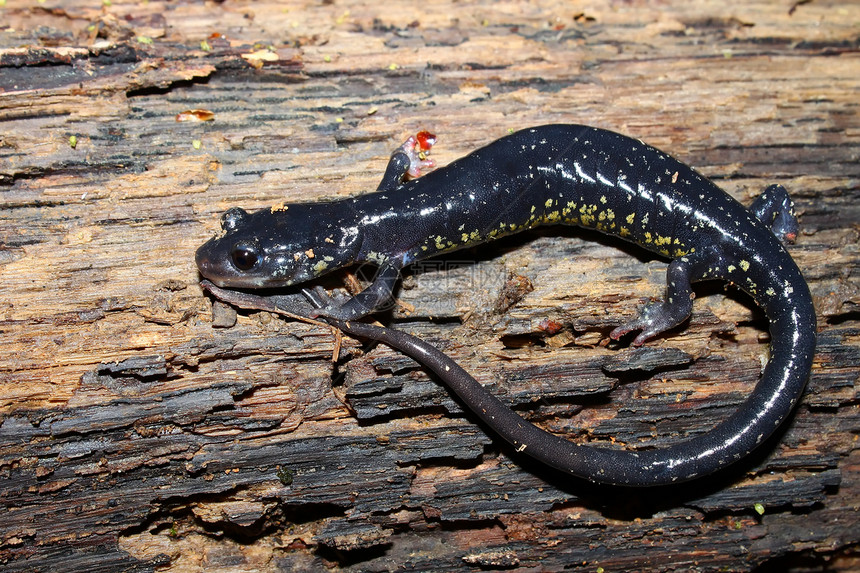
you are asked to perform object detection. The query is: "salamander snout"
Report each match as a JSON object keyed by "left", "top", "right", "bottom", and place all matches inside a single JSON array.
[
  {"left": 195, "top": 240, "right": 224, "bottom": 285},
  {"left": 195, "top": 232, "right": 303, "bottom": 288},
  {"left": 195, "top": 236, "right": 261, "bottom": 287}
]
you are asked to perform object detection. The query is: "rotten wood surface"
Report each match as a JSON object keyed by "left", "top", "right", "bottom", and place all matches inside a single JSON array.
[{"left": 1, "top": 1, "right": 859, "bottom": 571}]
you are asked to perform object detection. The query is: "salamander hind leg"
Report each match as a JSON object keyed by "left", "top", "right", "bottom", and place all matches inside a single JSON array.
[
  {"left": 610, "top": 248, "right": 719, "bottom": 346},
  {"left": 749, "top": 184, "right": 799, "bottom": 244}
]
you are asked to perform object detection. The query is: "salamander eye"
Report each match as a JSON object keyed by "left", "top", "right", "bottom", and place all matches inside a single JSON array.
[{"left": 230, "top": 241, "right": 259, "bottom": 271}]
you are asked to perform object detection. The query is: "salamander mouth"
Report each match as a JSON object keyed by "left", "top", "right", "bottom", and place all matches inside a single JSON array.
[
  {"left": 195, "top": 242, "right": 299, "bottom": 288},
  {"left": 195, "top": 241, "right": 256, "bottom": 287}
]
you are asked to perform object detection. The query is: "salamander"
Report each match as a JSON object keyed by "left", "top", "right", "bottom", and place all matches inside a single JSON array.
[{"left": 196, "top": 124, "right": 816, "bottom": 486}]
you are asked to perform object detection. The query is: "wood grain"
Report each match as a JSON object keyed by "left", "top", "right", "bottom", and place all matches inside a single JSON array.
[{"left": 1, "top": 1, "right": 858, "bottom": 571}]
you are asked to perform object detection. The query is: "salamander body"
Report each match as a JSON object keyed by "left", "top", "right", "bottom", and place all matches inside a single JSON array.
[{"left": 197, "top": 125, "right": 816, "bottom": 485}]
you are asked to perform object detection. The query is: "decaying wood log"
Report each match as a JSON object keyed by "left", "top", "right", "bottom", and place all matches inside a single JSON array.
[{"left": 1, "top": 1, "right": 858, "bottom": 571}]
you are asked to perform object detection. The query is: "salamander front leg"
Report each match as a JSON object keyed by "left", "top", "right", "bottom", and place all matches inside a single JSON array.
[
  {"left": 376, "top": 131, "right": 437, "bottom": 192},
  {"left": 749, "top": 184, "right": 799, "bottom": 244},
  {"left": 610, "top": 249, "right": 717, "bottom": 346},
  {"left": 304, "top": 262, "right": 403, "bottom": 320}
]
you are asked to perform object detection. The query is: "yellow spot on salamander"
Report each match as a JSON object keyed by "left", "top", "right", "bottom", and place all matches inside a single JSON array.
[
  {"left": 746, "top": 277, "right": 758, "bottom": 295},
  {"left": 579, "top": 204, "right": 597, "bottom": 226},
  {"left": 626, "top": 213, "right": 636, "bottom": 224},
  {"left": 545, "top": 198, "right": 553, "bottom": 208},
  {"left": 739, "top": 260, "right": 750, "bottom": 272},
  {"left": 727, "top": 265, "right": 736, "bottom": 273},
  {"left": 600, "top": 195, "right": 607, "bottom": 204},
  {"left": 313, "top": 260, "right": 329, "bottom": 274},
  {"left": 766, "top": 287, "right": 776, "bottom": 296},
  {"left": 460, "top": 230, "right": 482, "bottom": 243},
  {"left": 305, "top": 248, "right": 315, "bottom": 259},
  {"left": 366, "top": 251, "right": 388, "bottom": 264},
  {"left": 270, "top": 203, "right": 289, "bottom": 213}
]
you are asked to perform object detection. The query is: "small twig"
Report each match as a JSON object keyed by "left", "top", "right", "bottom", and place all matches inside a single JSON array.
[{"left": 200, "top": 280, "right": 345, "bottom": 361}]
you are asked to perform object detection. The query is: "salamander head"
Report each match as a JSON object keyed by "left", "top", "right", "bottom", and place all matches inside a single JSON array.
[{"left": 195, "top": 205, "right": 362, "bottom": 288}]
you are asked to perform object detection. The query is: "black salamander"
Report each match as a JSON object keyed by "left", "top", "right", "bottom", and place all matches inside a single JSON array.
[{"left": 196, "top": 124, "right": 816, "bottom": 486}]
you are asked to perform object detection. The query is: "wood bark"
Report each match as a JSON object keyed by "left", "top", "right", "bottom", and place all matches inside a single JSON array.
[{"left": 1, "top": 1, "right": 858, "bottom": 571}]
